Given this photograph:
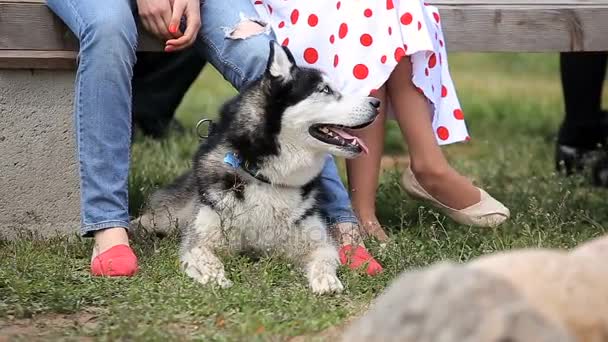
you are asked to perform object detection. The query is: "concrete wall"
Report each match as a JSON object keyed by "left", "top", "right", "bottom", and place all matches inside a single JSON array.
[{"left": 0, "top": 70, "right": 80, "bottom": 239}]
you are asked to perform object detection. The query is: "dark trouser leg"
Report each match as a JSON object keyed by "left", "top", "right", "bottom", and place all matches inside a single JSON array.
[
  {"left": 558, "top": 52, "right": 608, "bottom": 148},
  {"left": 132, "top": 48, "right": 206, "bottom": 139},
  {"left": 556, "top": 52, "right": 608, "bottom": 178}
]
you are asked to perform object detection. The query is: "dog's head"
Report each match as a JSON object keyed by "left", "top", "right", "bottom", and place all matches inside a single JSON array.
[
  {"left": 265, "top": 42, "right": 380, "bottom": 158},
  {"left": 227, "top": 41, "right": 379, "bottom": 161}
]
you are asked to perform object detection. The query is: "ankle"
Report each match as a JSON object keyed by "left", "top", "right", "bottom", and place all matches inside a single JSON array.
[
  {"left": 93, "top": 227, "right": 130, "bottom": 255},
  {"left": 331, "top": 222, "right": 365, "bottom": 247},
  {"left": 410, "top": 160, "right": 451, "bottom": 179}
]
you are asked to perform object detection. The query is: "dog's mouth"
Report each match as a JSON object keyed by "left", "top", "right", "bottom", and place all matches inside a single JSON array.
[{"left": 309, "top": 122, "right": 372, "bottom": 154}]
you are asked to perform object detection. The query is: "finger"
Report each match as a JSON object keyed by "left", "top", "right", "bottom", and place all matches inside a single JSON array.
[
  {"left": 169, "top": 0, "right": 187, "bottom": 37},
  {"left": 165, "top": 5, "right": 200, "bottom": 50},
  {"left": 142, "top": 17, "right": 163, "bottom": 39},
  {"left": 153, "top": 15, "right": 173, "bottom": 40}
]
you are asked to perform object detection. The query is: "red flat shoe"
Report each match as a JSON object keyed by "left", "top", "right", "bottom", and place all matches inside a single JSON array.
[
  {"left": 91, "top": 244, "right": 138, "bottom": 277},
  {"left": 339, "top": 245, "right": 383, "bottom": 276}
]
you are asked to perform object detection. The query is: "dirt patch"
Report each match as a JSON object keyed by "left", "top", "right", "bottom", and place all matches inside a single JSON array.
[{"left": 0, "top": 310, "right": 99, "bottom": 341}]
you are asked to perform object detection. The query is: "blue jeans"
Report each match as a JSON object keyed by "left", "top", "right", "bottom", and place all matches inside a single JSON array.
[{"left": 46, "top": 0, "right": 358, "bottom": 237}]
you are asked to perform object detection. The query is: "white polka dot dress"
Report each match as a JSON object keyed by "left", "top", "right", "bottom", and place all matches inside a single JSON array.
[{"left": 252, "top": 0, "right": 469, "bottom": 145}]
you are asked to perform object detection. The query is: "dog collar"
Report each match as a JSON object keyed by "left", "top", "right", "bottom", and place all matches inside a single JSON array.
[{"left": 224, "top": 152, "right": 271, "bottom": 184}]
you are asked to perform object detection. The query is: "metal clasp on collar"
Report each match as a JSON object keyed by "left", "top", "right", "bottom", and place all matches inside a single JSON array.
[{"left": 196, "top": 118, "right": 216, "bottom": 140}]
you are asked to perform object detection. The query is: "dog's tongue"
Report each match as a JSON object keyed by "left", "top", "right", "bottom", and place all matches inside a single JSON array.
[{"left": 330, "top": 128, "right": 369, "bottom": 154}]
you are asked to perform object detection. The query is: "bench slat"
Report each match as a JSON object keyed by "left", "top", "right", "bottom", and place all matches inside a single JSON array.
[
  {"left": 0, "top": 50, "right": 76, "bottom": 69},
  {"left": 0, "top": 1, "right": 163, "bottom": 52},
  {"left": 2, "top": 0, "right": 608, "bottom": 69}
]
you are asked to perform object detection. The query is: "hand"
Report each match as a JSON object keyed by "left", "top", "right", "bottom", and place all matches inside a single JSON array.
[
  {"left": 137, "top": 0, "right": 175, "bottom": 40},
  {"left": 164, "top": 0, "right": 201, "bottom": 52}
]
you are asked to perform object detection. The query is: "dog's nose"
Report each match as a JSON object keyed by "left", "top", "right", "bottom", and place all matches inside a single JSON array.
[{"left": 368, "top": 98, "right": 381, "bottom": 109}]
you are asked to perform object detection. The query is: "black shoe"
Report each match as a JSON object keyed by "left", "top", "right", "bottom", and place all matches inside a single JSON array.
[{"left": 555, "top": 143, "right": 608, "bottom": 186}]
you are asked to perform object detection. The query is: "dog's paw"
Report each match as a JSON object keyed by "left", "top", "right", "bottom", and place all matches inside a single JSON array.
[
  {"left": 182, "top": 263, "right": 233, "bottom": 289},
  {"left": 310, "top": 273, "right": 344, "bottom": 294}
]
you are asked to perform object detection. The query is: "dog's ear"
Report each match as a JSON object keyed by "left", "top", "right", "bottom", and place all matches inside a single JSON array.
[{"left": 266, "top": 40, "right": 296, "bottom": 81}]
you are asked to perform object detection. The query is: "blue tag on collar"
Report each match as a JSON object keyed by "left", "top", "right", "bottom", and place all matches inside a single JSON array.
[{"left": 224, "top": 152, "right": 242, "bottom": 168}]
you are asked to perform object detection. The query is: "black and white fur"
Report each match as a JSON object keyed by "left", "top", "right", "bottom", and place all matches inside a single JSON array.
[{"left": 134, "top": 41, "right": 380, "bottom": 294}]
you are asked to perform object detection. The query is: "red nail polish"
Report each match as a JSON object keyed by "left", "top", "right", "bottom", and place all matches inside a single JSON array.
[{"left": 169, "top": 24, "right": 177, "bottom": 33}]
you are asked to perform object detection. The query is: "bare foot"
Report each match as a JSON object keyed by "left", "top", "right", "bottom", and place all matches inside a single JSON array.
[
  {"left": 412, "top": 165, "right": 481, "bottom": 210},
  {"left": 359, "top": 219, "right": 389, "bottom": 242}
]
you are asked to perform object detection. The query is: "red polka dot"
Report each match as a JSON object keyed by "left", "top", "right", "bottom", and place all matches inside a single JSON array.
[
  {"left": 364, "top": 8, "right": 373, "bottom": 17},
  {"left": 441, "top": 85, "right": 447, "bottom": 97},
  {"left": 388, "top": 26, "right": 393, "bottom": 35},
  {"left": 424, "top": 68, "right": 429, "bottom": 76},
  {"left": 418, "top": 21, "right": 422, "bottom": 30},
  {"left": 416, "top": 87, "right": 424, "bottom": 94},
  {"left": 333, "top": 55, "right": 339, "bottom": 67},
  {"left": 281, "top": 38, "right": 289, "bottom": 46},
  {"left": 437, "top": 126, "right": 450, "bottom": 140},
  {"left": 254, "top": 0, "right": 262, "bottom": 4},
  {"left": 465, "top": 136, "right": 471, "bottom": 141},
  {"left": 439, "top": 40, "right": 444, "bottom": 47},
  {"left": 267, "top": 5, "right": 273, "bottom": 14},
  {"left": 303, "top": 48, "right": 318, "bottom": 64},
  {"left": 404, "top": 44, "right": 408, "bottom": 53},
  {"left": 369, "top": 88, "right": 378, "bottom": 96},
  {"left": 380, "top": 55, "right": 387, "bottom": 64},
  {"left": 432, "top": 85, "right": 435, "bottom": 92},
  {"left": 433, "top": 12, "right": 440, "bottom": 23},
  {"left": 400, "top": 12, "right": 413, "bottom": 25},
  {"left": 439, "top": 53, "right": 443, "bottom": 65},
  {"left": 360, "top": 34, "right": 373, "bottom": 46},
  {"left": 387, "top": 0, "right": 394, "bottom": 10},
  {"left": 329, "top": 34, "right": 335, "bottom": 44},
  {"left": 453, "top": 109, "right": 464, "bottom": 120},
  {"left": 290, "top": 9, "right": 299, "bottom": 24},
  {"left": 394, "top": 47, "right": 406, "bottom": 62},
  {"left": 339, "top": 23, "right": 348, "bottom": 38},
  {"left": 353, "top": 64, "right": 369, "bottom": 80},
  {"left": 428, "top": 53, "right": 437, "bottom": 68},
  {"left": 308, "top": 14, "right": 318, "bottom": 27},
  {"left": 278, "top": 21, "right": 285, "bottom": 29},
  {"left": 336, "top": 1, "right": 341, "bottom": 9}
]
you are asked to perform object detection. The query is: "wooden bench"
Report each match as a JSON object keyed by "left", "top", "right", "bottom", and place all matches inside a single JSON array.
[{"left": 1, "top": 0, "right": 608, "bottom": 238}]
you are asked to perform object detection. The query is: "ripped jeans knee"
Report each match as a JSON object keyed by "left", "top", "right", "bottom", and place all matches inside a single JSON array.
[{"left": 223, "top": 14, "right": 270, "bottom": 40}]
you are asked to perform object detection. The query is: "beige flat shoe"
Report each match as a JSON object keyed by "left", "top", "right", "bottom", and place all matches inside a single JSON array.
[{"left": 400, "top": 167, "right": 510, "bottom": 227}]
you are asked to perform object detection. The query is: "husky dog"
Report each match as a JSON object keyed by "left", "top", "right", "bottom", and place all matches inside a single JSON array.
[{"left": 134, "top": 41, "right": 379, "bottom": 294}]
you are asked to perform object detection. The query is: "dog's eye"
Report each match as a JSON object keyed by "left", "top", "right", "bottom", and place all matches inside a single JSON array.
[{"left": 320, "top": 86, "right": 332, "bottom": 94}]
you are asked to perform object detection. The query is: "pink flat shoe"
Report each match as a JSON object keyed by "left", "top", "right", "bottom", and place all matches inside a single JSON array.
[
  {"left": 91, "top": 244, "right": 138, "bottom": 277},
  {"left": 339, "top": 245, "right": 383, "bottom": 276}
]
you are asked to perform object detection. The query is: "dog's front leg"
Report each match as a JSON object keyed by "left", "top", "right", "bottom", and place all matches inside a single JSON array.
[
  {"left": 297, "top": 216, "right": 344, "bottom": 294},
  {"left": 179, "top": 206, "right": 233, "bottom": 288}
]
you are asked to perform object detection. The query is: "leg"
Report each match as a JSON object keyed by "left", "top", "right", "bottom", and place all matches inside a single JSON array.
[
  {"left": 46, "top": 0, "right": 138, "bottom": 275},
  {"left": 556, "top": 52, "right": 608, "bottom": 177},
  {"left": 132, "top": 48, "right": 207, "bottom": 139},
  {"left": 180, "top": 206, "right": 232, "bottom": 288},
  {"left": 345, "top": 86, "right": 389, "bottom": 241},
  {"left": 296, "top": 216, "right": 344, "bottom": 294},
  {"left": 558, "top": 52, "right": 607, "bottom": 149},
  {"left": 318, "top": 155, "right": 384, "bottom": 275},
  {"left": 387, "top": 57, "right": 479, "bottom": 209},
  {"left": 387, "top": 57, "right": 508, "bottom": 226}
]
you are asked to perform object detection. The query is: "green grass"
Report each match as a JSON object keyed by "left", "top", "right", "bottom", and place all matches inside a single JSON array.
[{"left": 2, "top": 53, "right": 608, "bottom": 340}]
